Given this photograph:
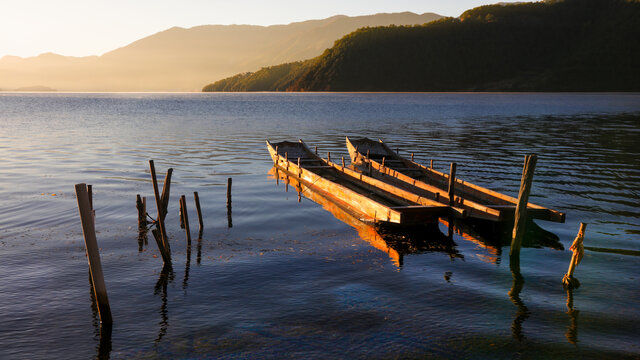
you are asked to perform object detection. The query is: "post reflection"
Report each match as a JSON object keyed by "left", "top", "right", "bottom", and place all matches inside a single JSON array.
[
  {"left": 269, "top": 167, "right": 461, "bottom": 267},
  {"left": 89, "top": 271, "right": 112, "bottom": 359},
  {"left": 196, "top": 234, "right": 202, "bottom": 266},
  {"left": 183, "top": 243, "right": 191, "bottom": 292},
  {"left": 154, "top": 264, "right": 174, "bottom": 344},
  {"left": 508, "top": 255, "right": 529, "bottom": 341},
  {"left": 565, "top": 288, "right": 579, "bottom": 344}
]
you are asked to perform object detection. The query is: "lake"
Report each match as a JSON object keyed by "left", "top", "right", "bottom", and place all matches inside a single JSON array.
[{"left": 0, "top": 92, "right": 639, "bottom": 359}]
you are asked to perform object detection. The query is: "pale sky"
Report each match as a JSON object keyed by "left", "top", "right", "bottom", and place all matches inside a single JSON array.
[{"left": 0, "top": 0, "right": 531, "bottom": 58}]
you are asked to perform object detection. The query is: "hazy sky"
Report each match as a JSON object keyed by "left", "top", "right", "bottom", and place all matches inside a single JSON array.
[{"left": 0, "top": 0, "right": 531, "bottom": 58}]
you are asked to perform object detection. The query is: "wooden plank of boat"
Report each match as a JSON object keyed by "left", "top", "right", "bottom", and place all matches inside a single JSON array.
[
  {"left": 267, "top": 139, "right": 454, "bottom": 226},
  {"left": 320, "top": 155, "right": 467, "bottom": 219},
  {"left": 346, "top": 136, "right": 566, "bottom": 223},
  {"left": 345, "top": 137, "right": 503, "bottom": 221}
]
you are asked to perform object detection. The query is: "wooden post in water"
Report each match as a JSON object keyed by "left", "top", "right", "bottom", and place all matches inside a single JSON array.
[
  {"left": 75, "top": 183, "right": 112, "bottom": 326},
  {"left": 328, "top": 152, "right": 331, "bottom": 162},
  {"left": 341, "top": 156, "right": 345, "bottom": 168},
  {"left": 149, "top": 160, "right": 171, "bottom": 265},
  {"left": 227, "top": 177, "right": 233, "bottom": 228},
  {"left": 411, "top": 153, "right": 414, "bottom": 162},
  {"left": 160, "top": 169, "right": 173, "bottom": 222},
  {"left": 88, "top": 185, "right": 93, "bottom": 209},
  {"left": 194, "top": 192, "right": 203, "bottom": 235},
  {"left": 430, "top": 159, "right": 434, "bottom": 169},
  {"left": 381, "top": 157, "right": 386, "bottom": 167},
  {"left": 510, "top": 154, "right": 537, "bottom": 259},
  {"left": 447, "top": 163, "right": 457, "bottom": 207},
  {"left": 314, "top": 146, "right": 318, "bottom": 155},
  {"left": 179, "top": 199, "right": 185, "bottom": 229},
  {"left": 179, "top": 195, "right": 192, "bottom": 245},
  {"left": 227, "top": 178, "right": 232, "bottom": 207},
  {"left": 136, "top": 194, "right": 146, "bottom": 229},
  {"left": 563, "top": 223, "right": 586, "bottom": 289}
]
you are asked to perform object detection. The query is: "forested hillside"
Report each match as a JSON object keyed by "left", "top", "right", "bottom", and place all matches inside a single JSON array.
[{"left": 204, "top": 0, "right": 640, "bottom": 92}]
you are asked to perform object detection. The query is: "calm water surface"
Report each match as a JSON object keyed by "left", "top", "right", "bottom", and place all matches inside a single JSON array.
[{"left": 0, "top": 93, "right": 639, "bottom": 359}]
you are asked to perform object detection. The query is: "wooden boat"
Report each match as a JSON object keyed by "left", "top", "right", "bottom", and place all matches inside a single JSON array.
[
  {"left": 269, "top": 167, "right": 461, "bottom": 267},
  {"left": 267, "top": 139, "right": 465, "bottom": 226},
  {"left": 346, "top": 137, "right": 565, "bottom": 223}
]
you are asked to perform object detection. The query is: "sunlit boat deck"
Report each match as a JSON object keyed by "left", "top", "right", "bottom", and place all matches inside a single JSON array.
[
  {"left": 346, "top": 137, "right": 566, "bottom": 223},
  {"left": 267, "top": 139, "right": 462, "bottom": 226}
]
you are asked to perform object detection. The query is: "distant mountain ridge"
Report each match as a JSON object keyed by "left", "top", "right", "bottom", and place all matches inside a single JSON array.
[
  {"left": 0, "top": 12, "right": 442, "bottom": 92},
  {"left": 204, "top": 0, "right": 640, "bottom": 92}
]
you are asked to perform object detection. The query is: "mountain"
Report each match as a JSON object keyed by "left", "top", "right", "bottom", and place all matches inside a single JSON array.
[
  {"left": 0, "top": 12, "right": 442, "bottom": 92},
  {"left": 204, "top": 0, "right": 640, "bottom": 92}
]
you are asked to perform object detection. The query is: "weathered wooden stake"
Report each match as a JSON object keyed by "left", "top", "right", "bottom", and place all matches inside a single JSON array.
[
  {"left": 160, "top": 168, "right": 173, "bottom": 221},
  {"left": 87, "top": 184, "right": 96, "bottom": 224},
  {"left": 88, "top": 185, "right": 93, "bottom": 209},
  {"left": 75, "top": 183, "right": 112, "bottom": 326},
  {"left": 510, "top": 154, "right": 538, "bottom": 258},
  {"left": 341, "top": 156, "right": 345, "bottom": 168},
  {"left": 315, "top": 146, "right": 318, "bottom": 155},
  {"left": 227, "top": 177, "right": 233, "bottom": 228},
  {"left": 382, "top": 157, "right": 386, "bottom": 167},
  {"left": 136, "top": 194, "right": 146, "bottom": 229},
  {"left": 328, "top": 152, "right": 331, "bottom": 162},
  {"left": 563, "top": 223, "right": 586, "bottom": 289},
  {"left": 274, "top": 146, "right": 279, "bottom": 164},
  {"left": 180, "top": 195, "right": 192, "bottom": 245},
  {"left": 149, "top": 160, "right": 171, "bottom": 264},
  {"left": 227, "top": 177, "right": 232, "bottom": 207},
  {"left": 430, "top": 159, "right": 434, "bottom": 169},
  {"left": 151, "top": 229, "right": 169, "bottom": 264},
  {"left": 447, "top": 163, "right": 457, "bottom": 206},
  {"left": 179, "top": 199, "right": 185, "bottom": 229},
  {"left": 411, "top": 153, "right": 414, "bottom": 161},
  {"left": 194, "top": 191, "right": 203, "bottom": 235}
]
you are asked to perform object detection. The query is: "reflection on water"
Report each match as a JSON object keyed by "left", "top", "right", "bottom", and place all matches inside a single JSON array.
[
  {"left": 269, "top": 167, "right": 461, "bottom": 267},
  {"left": 565, "top": 288, "right": 579, "bottom": 345},
  {"left": 0, "top": 93, "right": 639, "bottom": 359},
  {"left": 154, "top": 264, "right": 174, "bottom": 345},
  {"left": 508, "top": 256, "right": 529, "bottom": 342},
  {"left": 89, "top": 271, "right": 112, "bottom": 359}
]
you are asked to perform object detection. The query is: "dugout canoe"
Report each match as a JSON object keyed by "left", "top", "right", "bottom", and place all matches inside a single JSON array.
[
  {"left": 267, "top": 139, "right": 465, "bottom": 226},
  {"left": 346, "top": 137, "right": 565, "bottom": 223}
]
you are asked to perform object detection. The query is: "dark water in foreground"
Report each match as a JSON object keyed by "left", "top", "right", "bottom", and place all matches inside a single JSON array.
[{"left": 0, "top": 93, "right": 639, "bottom": 359}]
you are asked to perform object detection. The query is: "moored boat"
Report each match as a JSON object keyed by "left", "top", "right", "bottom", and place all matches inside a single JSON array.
[
  {"left": 267, "top": 139, "right": 464, "bottom": 226},
  {"left": 346, "top": 136, "right": 566, "bottom": 223}
]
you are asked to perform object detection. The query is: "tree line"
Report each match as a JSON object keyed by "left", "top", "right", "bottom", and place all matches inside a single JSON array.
[{"left": 203, "top": 0, "right": 640, "bottom": 92}]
